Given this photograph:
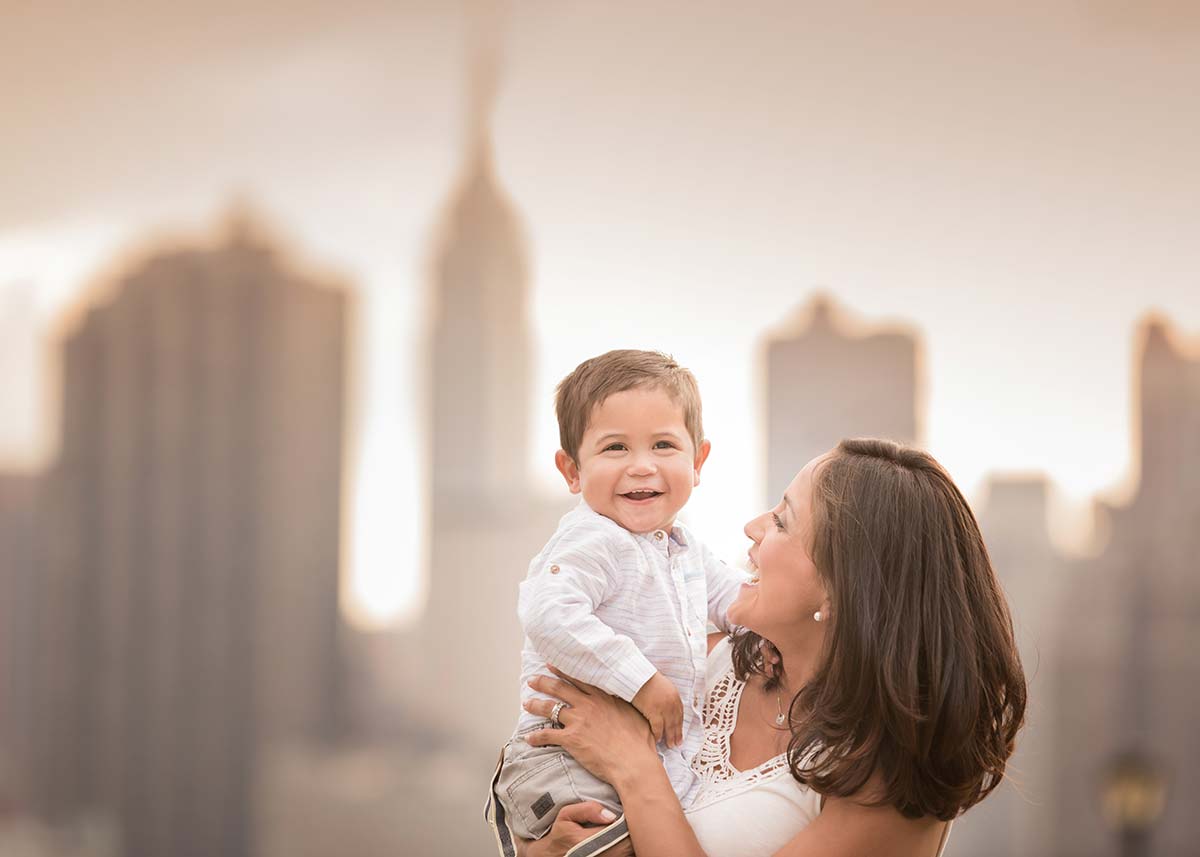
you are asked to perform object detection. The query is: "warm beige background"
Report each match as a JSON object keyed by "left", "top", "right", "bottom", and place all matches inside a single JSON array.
[{"left": 2, "top": 0, "right": 1198, "bottom": 628}]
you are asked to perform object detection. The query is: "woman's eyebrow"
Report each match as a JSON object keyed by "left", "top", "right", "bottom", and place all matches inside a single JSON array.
[{"left": 781, "top": 494, "right": 793, "bottom": 517}]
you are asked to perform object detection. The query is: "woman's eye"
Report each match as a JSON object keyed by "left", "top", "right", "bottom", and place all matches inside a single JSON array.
[{"left": 771, "top": 512, "right": 785, "bottom": 531}]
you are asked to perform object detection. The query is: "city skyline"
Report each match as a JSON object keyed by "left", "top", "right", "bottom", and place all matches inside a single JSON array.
[
  {"left": 4, "top": 210, "right": 1196, "bottom": 854},
  {"left": 6, "top": 228, "right": 1197, "bottom": 629},
  {"left": 3, "top": 1, "right": 1200, "bottom": 628},
  {"left": 3, "top": 5, "right": 1198, "bottom": 854}
]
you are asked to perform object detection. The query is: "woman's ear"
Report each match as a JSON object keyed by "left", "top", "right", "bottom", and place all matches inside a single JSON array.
[{"left": 555, "top": 450, "right": 582, "bottom": 494}]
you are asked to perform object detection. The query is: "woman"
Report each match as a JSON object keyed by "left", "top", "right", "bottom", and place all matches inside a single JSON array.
[{"left": 518, "top": 438, "right": 1026, "bottom": 857}]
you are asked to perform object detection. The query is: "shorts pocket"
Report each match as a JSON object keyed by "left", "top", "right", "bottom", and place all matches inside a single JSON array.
[{"left": 499, "top": 745, "right": 583, "bottom": 840}]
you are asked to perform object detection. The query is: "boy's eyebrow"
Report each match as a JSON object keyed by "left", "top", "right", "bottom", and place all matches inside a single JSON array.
[
  {"left": 591, "top": 429, "right": 685, "bottom": 445},
  {"left": 592, "top": 432, "right": 627, "bottom": 445}
]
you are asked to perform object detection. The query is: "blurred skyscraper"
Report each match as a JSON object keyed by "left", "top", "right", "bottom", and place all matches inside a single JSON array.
[
  {"left": 24, "top": 217, "right": 348, "bottom": 857},
  {"left": 0, "top": 473, "right": 38, "bottom": 811},
  {"left": 1053, "top": 318, "right": 1200, "bottom": 857},
  {"left": 966, "top": 475, "right": 1067, "bottom": 857},
  {"left": 416, "top": 19, "right": 569, "bottom": 755},
  {"left": 762, "top": 295, "right": 920, "bottom": 504}
]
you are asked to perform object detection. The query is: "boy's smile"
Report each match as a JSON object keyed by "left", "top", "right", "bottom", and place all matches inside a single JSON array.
[{"left": 555, "top": 385, "right": 711, "bottom": 534}]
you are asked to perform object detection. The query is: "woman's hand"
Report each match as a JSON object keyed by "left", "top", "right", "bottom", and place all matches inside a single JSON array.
[
  {"left": 518, "top": 802, "right": 636, "bottom": 857},
  {"left": 523, "top": 666, "right": 659, "bottom": 789},
  {"left": 527, "top": 668, "right": 705, "bottom": 857}
]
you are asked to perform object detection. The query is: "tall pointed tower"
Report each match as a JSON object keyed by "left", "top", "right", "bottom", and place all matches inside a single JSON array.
[
  {"left": 419, "top": 9, "right": 564, "bottom": 751},
  {"left": 428, "top": 14, "right": 532, "bottom": 514}
]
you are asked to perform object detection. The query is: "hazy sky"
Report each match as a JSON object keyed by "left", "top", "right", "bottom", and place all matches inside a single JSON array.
[{"left": 3, "top": 1, "right": 1198, "bottom": 627}]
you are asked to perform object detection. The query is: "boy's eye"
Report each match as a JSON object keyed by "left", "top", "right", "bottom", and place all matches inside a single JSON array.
[
  {"left": 603, "top": 443, "right": 627, "bottom": 452},
  {"left": 653, "top": 440, "right": 677, "bottom": 450},
  {"left": 771, "top": 512, "right": 785, "bottom": 531}
]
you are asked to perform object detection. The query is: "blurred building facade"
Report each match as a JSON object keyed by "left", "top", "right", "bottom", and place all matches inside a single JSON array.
[
  {"left": 762, "top": 295, "right": 920, "bottom": 504},
  {"left": 0, "top": 289, "right": 42, "bottom": 805},
  {"left": 21, "top": 221, "right": 349, "bottom": 857},
  {"left": 1052, "top": 318, "right": 1200, "bottom": 857},
  {"left": 0, "top": 474, "right": 38, "bottom": 812},
  {"left": 966, "top": 475, "right": 1068, "bottom": 857},
  {"left": 414, "top": 30, "right": 570, "bottom": 758}
]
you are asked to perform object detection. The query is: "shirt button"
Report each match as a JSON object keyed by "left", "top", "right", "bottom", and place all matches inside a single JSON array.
[
  {"left": 654, "top": 531, "right": 664, "bottom": 540},
  {"left": 686, "top": 627, "right": 693, "bottom": 637},
  {"left": 694, "top": 694, "right": 702, "bottom": 708},
  {"left": 549, "top": 564, "right": 560, "bottom": 574}
]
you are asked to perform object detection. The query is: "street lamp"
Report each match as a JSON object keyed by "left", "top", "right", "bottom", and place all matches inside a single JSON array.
[{"left": 1102, "top": 750, "right": 1167, "bottom": 857}]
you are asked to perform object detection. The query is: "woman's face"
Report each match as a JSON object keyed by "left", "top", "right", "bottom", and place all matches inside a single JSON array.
[{"left": 727, "top": 453, "right": 831, "bottom": 641}]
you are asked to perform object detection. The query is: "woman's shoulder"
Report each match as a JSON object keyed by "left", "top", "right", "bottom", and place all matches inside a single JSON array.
[{"left": 785, "top": 792, "right": 953, "bottom": 857}]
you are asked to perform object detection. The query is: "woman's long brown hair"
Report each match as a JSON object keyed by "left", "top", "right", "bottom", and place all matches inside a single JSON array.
[{"left": 731, "top": 438, "right": 1026, "bottom": 821}]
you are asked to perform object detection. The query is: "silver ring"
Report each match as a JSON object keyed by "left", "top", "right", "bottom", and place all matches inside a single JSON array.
[{"left": 550, "top": 701, "right": 569, "bottom": 728}]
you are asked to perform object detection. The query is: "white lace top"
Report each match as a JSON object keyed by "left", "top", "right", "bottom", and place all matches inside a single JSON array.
[
  {"left": 683, "top": 637, "right": 952, "bottom": 857},
  {"left": 683, "top": 636, "right": 822, "bottom": 855}
]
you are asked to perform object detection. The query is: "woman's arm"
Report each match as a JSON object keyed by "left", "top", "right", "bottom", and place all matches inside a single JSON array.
[
  {"left": 606, "top": 755, "right": 706, "bottom": 857},
  {"left": 524, "top": 670, "right": 708, "bottom": 857},
  {"left": 525, "top": 667, "right": 947, "bottom": 857}
]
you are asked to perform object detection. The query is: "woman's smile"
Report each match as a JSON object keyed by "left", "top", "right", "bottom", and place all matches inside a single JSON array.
[{"left": 744, "top": 554, "right": 761, "bottom": 584}]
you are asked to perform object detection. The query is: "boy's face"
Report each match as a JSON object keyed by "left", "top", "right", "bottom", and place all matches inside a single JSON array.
[{"left": 555, "top": 385, "right": 711, "bottom": 534}]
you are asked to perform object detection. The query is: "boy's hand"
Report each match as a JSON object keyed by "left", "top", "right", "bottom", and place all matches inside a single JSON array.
[{"left": 631, "top": 671, "right": 684, "bottom": 749}]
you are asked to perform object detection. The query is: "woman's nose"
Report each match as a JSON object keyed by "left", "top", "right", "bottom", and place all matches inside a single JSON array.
[{"left": 744, "top": 514, "right": 765, "bottom": 543}]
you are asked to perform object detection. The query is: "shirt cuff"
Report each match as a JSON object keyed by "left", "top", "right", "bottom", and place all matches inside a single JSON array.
[{"left": 606, "top": 654, "right": 659, "bottom": 703}]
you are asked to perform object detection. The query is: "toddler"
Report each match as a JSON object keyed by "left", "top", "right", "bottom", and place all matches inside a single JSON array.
[{"left": 485, "top": 350, "right": 744, "bottom": 857}]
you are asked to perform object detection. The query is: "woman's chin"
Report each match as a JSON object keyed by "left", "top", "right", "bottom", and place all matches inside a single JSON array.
[{"left": 727, "top": 584, "right": 759, "bottom": 627}]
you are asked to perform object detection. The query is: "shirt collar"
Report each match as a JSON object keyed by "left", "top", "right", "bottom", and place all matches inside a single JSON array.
[{"left": 574, "top": 498, "right": 691, "bottom": 554}]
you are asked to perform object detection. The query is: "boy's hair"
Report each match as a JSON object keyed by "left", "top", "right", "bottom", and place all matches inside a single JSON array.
[{"left": 555, "top": 350, "right": 704, "bottom": 462}]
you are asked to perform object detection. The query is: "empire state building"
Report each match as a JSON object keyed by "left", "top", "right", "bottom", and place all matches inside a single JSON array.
[{"left": 419, "top": 26, "right": 568, "bottom": 749}]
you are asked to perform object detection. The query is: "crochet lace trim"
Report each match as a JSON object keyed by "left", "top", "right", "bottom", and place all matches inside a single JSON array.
[{"left": 688, "top": 658, "right": 792, "bottom": 812}]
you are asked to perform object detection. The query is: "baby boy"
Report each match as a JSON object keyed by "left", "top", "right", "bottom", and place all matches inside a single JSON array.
[{"left": 486, "top": 349, "right": 744, "bottom": 857}]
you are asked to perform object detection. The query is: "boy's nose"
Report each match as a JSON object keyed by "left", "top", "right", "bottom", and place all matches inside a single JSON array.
[{"left": 627, "top": 456, "right": 658, "bottom": 476}]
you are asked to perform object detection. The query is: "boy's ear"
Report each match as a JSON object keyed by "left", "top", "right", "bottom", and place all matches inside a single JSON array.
[
  {"left": 692, "top": 439, "right": 712, "bottom": 487},
  {"left": 555, "top": 450, "right": 582, "bottom": 494}
]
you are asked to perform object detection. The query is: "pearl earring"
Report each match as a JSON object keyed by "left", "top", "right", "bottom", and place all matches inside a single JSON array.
[{"left": 813, "top": 610, "right": 823, "bottom": 622}]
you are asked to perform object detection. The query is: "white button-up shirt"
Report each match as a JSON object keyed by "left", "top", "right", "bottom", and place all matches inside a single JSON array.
[{"left": 516, "top": 501, "right": 745, "bottom": 805}]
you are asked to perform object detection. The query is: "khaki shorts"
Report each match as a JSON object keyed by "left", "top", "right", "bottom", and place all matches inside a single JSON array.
[{"left": 484, "top": 721, "right": 629, "bottom": 857}]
